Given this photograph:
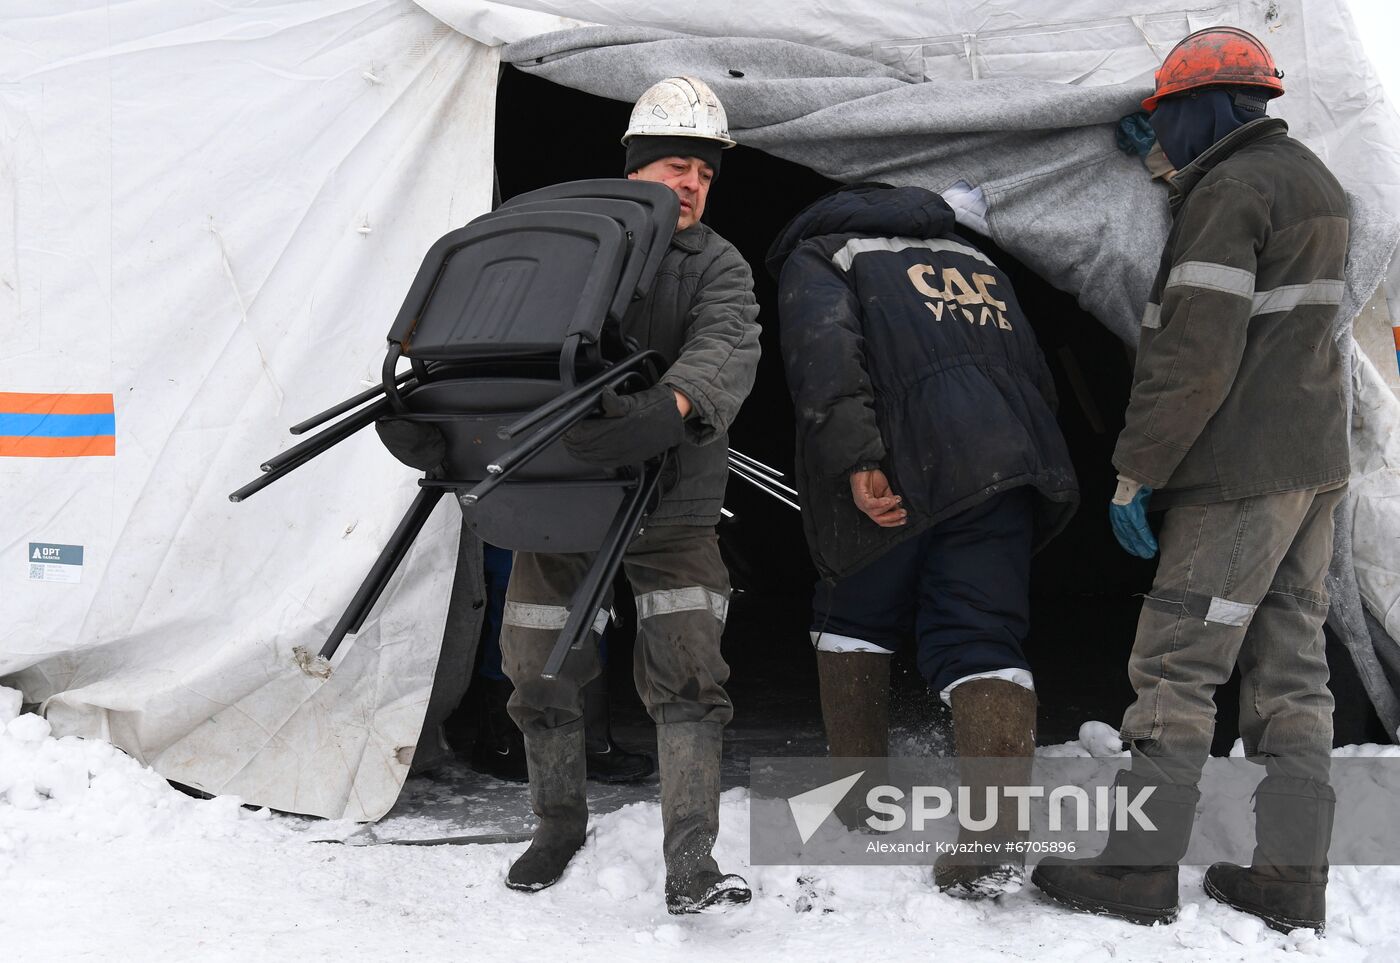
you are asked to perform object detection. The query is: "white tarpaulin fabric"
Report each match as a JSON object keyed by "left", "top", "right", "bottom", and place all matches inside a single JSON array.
[
  {"left": 425, "top": 0, "right": 1400, "bottom": 234},
  {"left": 1, "top": 1, "right": 497, "bottom": 820},
  {"left": 8, "top": 0, "right": 1400, "bottom": 822},
  {"left": 428, "top": 0, "right": 1400, "bottom": 362},
  {"left": 1352, "top": 351, "right": 1400, "bottom": 646}
]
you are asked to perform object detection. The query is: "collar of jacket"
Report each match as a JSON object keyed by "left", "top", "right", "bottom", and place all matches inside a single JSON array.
[
  {"left": 1168, "top": 116, "right": 1288, "bottom": 210},
  {"left": 670, "top": 222, "right": 709, "bottom": 254}
]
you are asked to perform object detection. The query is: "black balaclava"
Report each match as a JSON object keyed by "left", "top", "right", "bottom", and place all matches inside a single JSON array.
[
  {"left": 623, "top": 135, "right": 722, "bottom": 179},
  {"left": 1148, "top": 88, "right": 1267, "bottom": 169}
]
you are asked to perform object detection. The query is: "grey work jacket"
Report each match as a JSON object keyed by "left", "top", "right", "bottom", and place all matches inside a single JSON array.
[
  {"left": 624, "top": 221, "right": 761, "bottom": 525},
  {"left": 1114, "top": 118, "right": 1351, "bottom": 508}
]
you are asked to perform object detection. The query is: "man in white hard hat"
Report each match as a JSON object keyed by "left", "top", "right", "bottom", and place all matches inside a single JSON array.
[
  {"left": 620, "top": 75, "right": 729, "bottom": 232},
  {"left": 499, "top": 75, "right": 763, "bottom": 915}
]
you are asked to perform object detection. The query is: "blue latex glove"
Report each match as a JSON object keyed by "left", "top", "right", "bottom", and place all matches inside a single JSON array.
[{"left": 1109, "top": 484, "right": 1158, "bottom": 559}]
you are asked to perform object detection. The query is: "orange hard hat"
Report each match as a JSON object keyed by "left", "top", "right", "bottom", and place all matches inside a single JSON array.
[{"left": 1143, "top": 26, "right": 1284, "bottom": 112}]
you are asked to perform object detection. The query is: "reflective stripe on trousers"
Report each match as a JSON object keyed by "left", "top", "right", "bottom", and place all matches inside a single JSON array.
[
  {"left": 635, "top": 586, "right": 729, "bottom": 624},
  {"left": 502, "top": 600, "right": 610, "bottom": 635}
]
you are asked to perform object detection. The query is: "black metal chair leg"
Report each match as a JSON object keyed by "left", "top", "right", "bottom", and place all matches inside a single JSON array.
[
  {"left": 261, "top": 397, "right": 394, "bottom": 473},
  {"left": 288, "top": 370, "right": 416, "bottom": 435},
  {"left": 319, "top": 486, "right": 447, "bottom": 660},
  {"left": 540, "top": 456, "right": 666, "bottom": 681},
  {"left": 229, "top": 398, "right": 393, "bottom": 503}
]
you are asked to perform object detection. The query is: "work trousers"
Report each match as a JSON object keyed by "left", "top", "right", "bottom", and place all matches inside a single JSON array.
[
  {"left": 500, "top": 524, "right": 733, "bottom": 734},
  {"left": 1120, "top": 486, "right": 1343, "bottom": 785},
  {"left": 810, "top": 488, "right": 1035, "bottom": 695}
]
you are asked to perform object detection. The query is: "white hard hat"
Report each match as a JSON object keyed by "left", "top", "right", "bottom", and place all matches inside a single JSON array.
[{"left": 621, "top": 76, "right": 736, "bottom": 148}]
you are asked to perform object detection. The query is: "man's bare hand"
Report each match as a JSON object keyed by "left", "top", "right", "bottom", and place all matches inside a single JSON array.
[{"left": 850, "top": 469, "right": 907, "bottom": 527}]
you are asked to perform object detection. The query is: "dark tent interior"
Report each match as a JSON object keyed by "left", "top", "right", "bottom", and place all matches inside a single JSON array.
[{"left": 441, "top": 66, "right": 1386, "bottom": 782}]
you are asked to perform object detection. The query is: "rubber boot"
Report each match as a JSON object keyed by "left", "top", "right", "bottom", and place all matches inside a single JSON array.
[
  {"left": 505, "top": 724, "right": 589, "bottom": 892},
  {"left": 468, "top": 677, "right": 527, "bottom": 782},
  {"left": 934, "top": 678, "right": 1037, "bottom": 899},
  {"left": 1204, "top": 775, "right": 1334, "bottom": 933},
  {"left": 657, "top": 721, "right": 751, "bottom": 914},
  {"left": 583, "top": 672, "right": 655, "bottom": 784},
  {"left": 815, "top": 651, "right": 890, "bottom": 832},
  {"left": 1032, "top": 769, "right": 1200, "bottom": 925}
]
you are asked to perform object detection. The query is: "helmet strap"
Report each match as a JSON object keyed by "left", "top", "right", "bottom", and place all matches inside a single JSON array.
[{"left": 1230, "top": 90, "right": 1269, "bottom": 115}]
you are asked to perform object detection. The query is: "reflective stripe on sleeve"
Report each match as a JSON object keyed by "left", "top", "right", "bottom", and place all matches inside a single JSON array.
[
  {"left": 635, "top": 586, "right": 729, "bottom": 623},
  {"left": 1164, "top": 260, "right": 1256, "bottom": 298},
  {"left": 1250, "top": 279, "right": 1344, "bottom": 317},
  {"left": 1141, "top": 302, "right": 1162, "bottom": 329}
]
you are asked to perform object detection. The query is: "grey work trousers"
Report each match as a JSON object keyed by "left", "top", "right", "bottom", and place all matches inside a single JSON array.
[
  {"left": 1120, "top": 486, "right": 1343, "bottom": 785},
  {"left": 500, "top": 524, "right": 734, "bottom": 734}
]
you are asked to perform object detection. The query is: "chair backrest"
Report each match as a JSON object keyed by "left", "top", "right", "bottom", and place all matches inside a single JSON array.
[
  {"left": 378, "top": 181, "right": 680, "bottom": 551},
  {"left": 386, "top": 210, "right": 626, "bottom": 360},
  {"left": 494, "top": 197, "right": 654, "bottom": 323},
  {"left": 501, "top": 179, "right": 679, "bottom": 309}
]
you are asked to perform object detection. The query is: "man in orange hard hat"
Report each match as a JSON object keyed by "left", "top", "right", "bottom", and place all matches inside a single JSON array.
[{"left": 1033, "top": 26, "right": 1348, "bottom": 934}]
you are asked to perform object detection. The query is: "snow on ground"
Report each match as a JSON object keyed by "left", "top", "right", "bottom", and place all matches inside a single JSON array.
[{"left": 3, "top": 685, "right": 1399, "bottom": 962}]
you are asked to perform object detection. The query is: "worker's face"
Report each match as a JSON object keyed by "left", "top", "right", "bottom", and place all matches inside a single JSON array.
[{"left": 628, "top": 156, "right": 714, "bottom": 231}]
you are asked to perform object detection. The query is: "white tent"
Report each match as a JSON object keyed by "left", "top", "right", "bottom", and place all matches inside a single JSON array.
[{"left": 4, "top": 0, "right": 1400, "bottom": 821}]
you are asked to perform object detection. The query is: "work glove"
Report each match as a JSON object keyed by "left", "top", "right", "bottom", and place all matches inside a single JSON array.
[
  {"left": 1108, "top": 475, "right": 1158, "bottom": 559},
  {"left": 375, "top": 417, "right": 447, "bottom": 472},
  {"left": 563, "top": 384, "right": 686, "bottom": 467},
  {"left": 1115, "top": 111, "right": 1156, "bottom": 157}
]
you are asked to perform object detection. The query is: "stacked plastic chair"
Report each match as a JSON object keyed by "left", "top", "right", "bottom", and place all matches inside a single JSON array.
[{"left": 231, "top": 179, "right": 681, "bottom": 679}]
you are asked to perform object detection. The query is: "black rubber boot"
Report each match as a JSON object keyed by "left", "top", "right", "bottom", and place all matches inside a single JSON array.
[
  {"left": 1031, "top": 770, "right": 1200, "bottom": 925},
  {"left": 1204, "top": 775, "right": 1334, "bottom": 934},
  {"left": 815, "top": 650, "right": 890, "bottom": 831},
  {"left": 583, "top": 672, "right": 655, "bottom": 784},
  {"left": 934, "top": 678, "right": 1037, "bottom": 900},
  {"left": 658, "top": 721, "right": 751, "bottom": 914},
  {"left": 505, "top": 724, "right": 589, "bottom": 892},
  {"left": 468, "top": 677, "right": 528, "bottom": 782}
]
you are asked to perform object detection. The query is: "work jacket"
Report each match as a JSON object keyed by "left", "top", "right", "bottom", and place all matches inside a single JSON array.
[
  {"left": 766, "top": 186, "right": 1078, "bottom": 580},
  {"left": 631, "top": 221, "right": 762, "bottom": 525},
  {"left": 1114, "top": 118, "right": 1351, "bottom": 507}
]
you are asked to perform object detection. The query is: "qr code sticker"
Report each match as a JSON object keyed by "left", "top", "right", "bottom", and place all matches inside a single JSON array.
[{"left": 29, "top": 563, "right": 45, "bottom": 580}]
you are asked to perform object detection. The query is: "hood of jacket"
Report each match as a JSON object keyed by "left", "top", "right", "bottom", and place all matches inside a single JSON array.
[{"left": 764, "top": 184, "right": 959, "bottom": 279}]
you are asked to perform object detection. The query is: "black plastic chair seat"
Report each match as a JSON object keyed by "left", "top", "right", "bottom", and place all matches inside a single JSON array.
[
  {"left": 403, "top": 378, "right": 623, "bottom": 482},
  {"left": 403, "top": 377, "right": 642, "bottom": 553}
]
